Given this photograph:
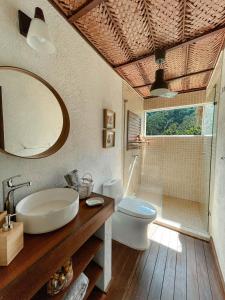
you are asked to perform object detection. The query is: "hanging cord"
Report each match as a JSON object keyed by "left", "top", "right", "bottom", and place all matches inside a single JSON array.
[{"left": 158, "top": 62, "right": 165, "bottom": 70}]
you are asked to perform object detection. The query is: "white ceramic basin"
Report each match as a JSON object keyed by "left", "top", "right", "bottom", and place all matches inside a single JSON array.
[{"left": 16, "top": 188, "right": 79, "bottom": 234}]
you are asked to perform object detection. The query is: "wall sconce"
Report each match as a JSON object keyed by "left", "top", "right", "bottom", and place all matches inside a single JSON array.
[{"left": 18, "top": 7, "right": 56, "bottom": 54}]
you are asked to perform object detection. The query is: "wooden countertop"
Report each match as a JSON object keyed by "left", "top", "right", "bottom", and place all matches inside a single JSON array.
[{"left": 0, "top": 193, "right": 114, "bottom": 300}]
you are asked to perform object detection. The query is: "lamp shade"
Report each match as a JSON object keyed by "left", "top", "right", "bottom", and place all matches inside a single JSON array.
[
  {"left": 150, "top": 69, "right": 170, "bottom": 96},
  {"left": 160, "top": 91, "right": 178, "bottom": 98},
  {"left": 26, "top": 18, "right": 55, "bottom": 54}
]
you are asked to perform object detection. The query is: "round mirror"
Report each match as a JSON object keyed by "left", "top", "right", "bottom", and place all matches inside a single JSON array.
[{"left": 0, "top": 67, "right": 69, "bottom": 158}]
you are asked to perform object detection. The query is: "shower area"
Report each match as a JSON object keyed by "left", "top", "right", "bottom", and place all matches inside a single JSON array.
[{"left": 125, "top": 89, "right": 217, "bottom": 238}]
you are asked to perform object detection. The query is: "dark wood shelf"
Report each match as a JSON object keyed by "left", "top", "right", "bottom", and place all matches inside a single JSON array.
[
  {"left": 0, "top": 193, "right": 114, "bottom": 300},
  {"left": 83, "top": 261, "right": 103, "bottom": 300},
  {"left": 72, "top": 236, "right": 102, "bottom": 284},
  {"left": 33, "top": 236, "right": 103, "bottom": 300},
  {"left": 87, "top": 287, "right": 107, "bottom": 300}
]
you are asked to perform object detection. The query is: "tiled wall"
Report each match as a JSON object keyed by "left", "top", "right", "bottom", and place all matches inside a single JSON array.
[
  {"left": 141, "top": 136, "right": 212, "bottom": 203},
  {"left": 144, "top": 90, "right": 207, "bottom": 111}
]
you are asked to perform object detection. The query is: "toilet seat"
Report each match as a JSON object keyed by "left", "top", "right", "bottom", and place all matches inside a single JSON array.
[{"left": 118, "top": 197, "right": 156, "bottom": 219}]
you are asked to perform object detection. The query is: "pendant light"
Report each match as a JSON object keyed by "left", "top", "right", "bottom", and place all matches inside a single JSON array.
[
  {"left": 150, "top": 49, "right": 177, "bottom": 98},
  {"left": 150, "top": 69, "right": 169, "bottom": 97}
]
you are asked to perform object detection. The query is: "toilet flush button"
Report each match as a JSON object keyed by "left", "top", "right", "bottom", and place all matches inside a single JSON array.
[{"left": 86, "top": 197, "right": 104, "bottom": 207}]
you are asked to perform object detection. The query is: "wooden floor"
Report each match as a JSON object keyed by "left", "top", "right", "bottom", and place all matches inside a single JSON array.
[{"left": 106, "top": 224, "right": 225, "bottom": 300}]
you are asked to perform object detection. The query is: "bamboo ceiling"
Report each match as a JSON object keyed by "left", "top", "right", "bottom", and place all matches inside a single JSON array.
[{"left": 49, "top": 0, "right": 225, "bottom": 98}]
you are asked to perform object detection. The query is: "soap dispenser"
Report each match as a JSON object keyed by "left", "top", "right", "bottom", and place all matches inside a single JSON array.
[{"left": 0, "top": 214, "right": 24, "bottom": 266}]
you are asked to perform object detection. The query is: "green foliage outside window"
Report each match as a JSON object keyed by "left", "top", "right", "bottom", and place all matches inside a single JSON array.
[{"left": 146, "top": 106, "right": 202, "bottom": 136}]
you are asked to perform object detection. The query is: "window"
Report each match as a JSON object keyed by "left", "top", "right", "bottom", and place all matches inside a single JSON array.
[{"left": 145, "top": 106, "right": 203, "bottom": 136}]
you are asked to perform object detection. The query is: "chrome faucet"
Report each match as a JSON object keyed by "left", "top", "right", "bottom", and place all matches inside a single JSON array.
[{"left": 2, "top": 175, "right": 32, "bottom": 214}]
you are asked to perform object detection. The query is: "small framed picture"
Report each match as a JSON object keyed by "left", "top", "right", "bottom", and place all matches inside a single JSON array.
[
  {"left": 103, "top": 109, "right": 116, "bottom": 129},
  {"left": 103, "top": 130, "right": 115, "bottom": 148}
]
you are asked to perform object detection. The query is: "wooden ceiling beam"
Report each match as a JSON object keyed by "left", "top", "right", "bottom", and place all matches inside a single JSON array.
[
  {"left": 115, "top": 26, "right": 225, "bottom": 69},
  {"left": 143, "top": 87, "right": 207, "bottom": 99},
  {"left": 68, "top": 0, "right": 103, "bottom": 23},
  {"left": 133, "top": 68, "right": 214, "bottom": 89}
]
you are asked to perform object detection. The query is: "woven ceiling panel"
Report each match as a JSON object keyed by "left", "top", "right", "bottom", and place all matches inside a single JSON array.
[
  {"left": 117, "top": 64, "right": 146, "bottom": 86},
  {"left": 120, "top": 46, "right": 187, "bottom": 85},
  {"left": 144, "top": 0, "right": 184, "bottom": 48},
  {"left": 133, "top": 71, "right": 211, "bottom": 98},
  {"left": 137, "top": 56, "right": 158, "bottom": 84},
  {"left": 163, "top": 47, "right": 187, "bottom": 79},
  {"left": 169, "top": 78, "right": 187, "bottom": 92},
  {"left": 184, "top": 0, "right": 225, "bottom": 39},
  {"left": 104, "top": 0, "right": 155, "bottom": 58},
  {"left": 187, "top": 31, "right": 224, "bottom": 73},
  {"left": 50, "top": 0, "right": 225, "bottom": 97},
  {"left": 186, "top": 71, "right": 211, "bottom": 90},
  {"left": 52, "top": 0, "right": 89, "bottom": 16},
  {"left": 74, "top": 2, "right": 132, "bottom": 65},
  {"left": 135, "top": 86, "right": 151, "bottom": 98}
]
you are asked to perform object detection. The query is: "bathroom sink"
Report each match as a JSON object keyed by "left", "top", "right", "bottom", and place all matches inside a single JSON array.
[{"left": 16, "top": 188, "right": 79, "bottom": 234}]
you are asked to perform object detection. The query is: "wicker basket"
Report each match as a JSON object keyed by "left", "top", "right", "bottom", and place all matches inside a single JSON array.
[
  {"left": 76, "top": 173, "right": 94, "bottom": 199},
  {"left": 47, "top": 258, "right": 73, "bottom": 296}
]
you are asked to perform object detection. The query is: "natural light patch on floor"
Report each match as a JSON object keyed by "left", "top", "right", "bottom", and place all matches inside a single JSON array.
[{"left": 148, "top": 224, "right": 183, "bottom": 253}]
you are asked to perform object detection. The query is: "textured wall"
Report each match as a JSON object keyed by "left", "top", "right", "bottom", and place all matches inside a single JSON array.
[
  {"left": 207, "top": 54, "right": 222, "bottom": 235},
  {"left": 123, "top": 82, "right": 143, "bottom": 196},
  {"left": 209, "top": 50, "right": 225, "bottom": 282},
  {"left": 0, "top": 0, "right": 123, "bottom": 209},
  {"left": 141, "top": 136, "right": 211, "bottom": 205}
]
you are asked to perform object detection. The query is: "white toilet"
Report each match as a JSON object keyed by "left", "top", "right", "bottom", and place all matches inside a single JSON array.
[{"left": 103, "top": 179, "right": 157, "bottom": 250}]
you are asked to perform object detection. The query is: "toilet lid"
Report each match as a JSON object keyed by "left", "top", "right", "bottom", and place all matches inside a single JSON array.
[{"left": 118, "top": 197, "right": 157, "bottom": 219}]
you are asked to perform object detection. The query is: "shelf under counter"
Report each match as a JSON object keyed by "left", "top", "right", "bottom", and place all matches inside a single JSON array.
[
  {"left": 0, "top": 193, "right": 114, "bottom": 300},
  {"left": 33, "top": 236, "right": 103, "bottom": 300},
  {"left": 87, "top": 287, "right": 107, "bottom": 300}
]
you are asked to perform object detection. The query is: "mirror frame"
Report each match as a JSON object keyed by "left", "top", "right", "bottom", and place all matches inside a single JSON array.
[{"left": 0, "top": 66, "right": 70, "bottom": 159}]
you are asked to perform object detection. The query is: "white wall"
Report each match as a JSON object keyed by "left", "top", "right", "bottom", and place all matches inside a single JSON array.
[
  {"left": 0, "top": 0, "right": 123, "bottom": 209},
  {"left": 209, "top": 50, "right": 225, "bottom": 282}
]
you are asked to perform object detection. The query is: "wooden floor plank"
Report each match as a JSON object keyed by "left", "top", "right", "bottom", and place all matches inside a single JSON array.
[
  {"left": 106, "top": 242, "right": 130, "bottom": 298},
  {"left": 195, "top": 239, "right": 212, "bottom": 300},
  {"left": 110, "top": 243, "right": 126, "bottom": 278},
  {"left": 122, "top": 225, "right": 157, "bottom": 300},
  {"left": 203, "top": 242, "right": 225, "bottom": 300},
  {"left": 132, "top": 226, "right": 162, "bottom": 300},
  {"left": 122, "top": 250, "right": 149, "bottom": 300},
  {"left": 105, "top": 225, "right": 225, "bottom": 300},
  {"left": 174, "top": 234, "right": 187, "bottom": 300},
  {"left": 147, "top": 226, "right": 170, "bottom": 300},
  {"left": 161, "top": 229, "right": 178, "bottom": 300},
  {"left": 107, "top": 244, "right": 139, "bottom": 300},
  {"left": 185, "top": 235, "right": 200, "bottom": 300}
]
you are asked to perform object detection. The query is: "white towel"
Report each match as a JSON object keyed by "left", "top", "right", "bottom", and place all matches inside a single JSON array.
[{"left": 64, "top": 273, "right": 89, "bottom": 300}]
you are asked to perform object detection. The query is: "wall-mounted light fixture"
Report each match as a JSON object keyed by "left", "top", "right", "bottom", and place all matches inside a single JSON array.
[{"left": 18, "top": 7, "right": 56, "bottom": 54}]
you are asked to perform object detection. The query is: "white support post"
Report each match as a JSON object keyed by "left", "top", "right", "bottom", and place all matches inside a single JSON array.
[{"left": 94, "top": 217, "right": 112, "bottom": 292}]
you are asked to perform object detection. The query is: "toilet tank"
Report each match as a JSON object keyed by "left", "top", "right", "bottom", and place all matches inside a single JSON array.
[{"left": 102, "top": 179, "right": 123, "bottom": 205}]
